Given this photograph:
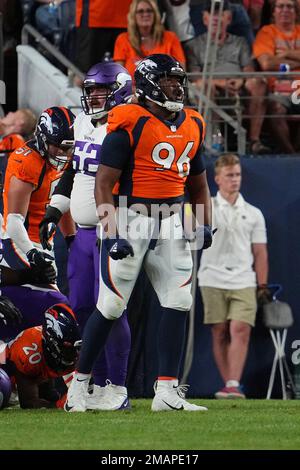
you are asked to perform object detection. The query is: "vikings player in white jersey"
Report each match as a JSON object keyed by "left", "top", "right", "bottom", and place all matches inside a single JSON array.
[{"left": 39, "top": 62, "right": 133, "bottom": 410}]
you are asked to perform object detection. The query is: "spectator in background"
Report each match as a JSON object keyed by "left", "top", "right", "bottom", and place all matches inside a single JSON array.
[
  {"left": 185, "top": 1, "right": 270, "bottom": 154},
  {"left": 158, "top": 0, "right": 196, "bottom": 44},
  {"left": 113, "top": 0, "right": 186, "bottom": 80},
  {"left": 74, "top": 0, "right": 131, "bottom": 76},
  {"left": 243, "top": 0, "right": 265, "bottom": 34},
  {"left": 253, "top": 0, "right": 300, "bottom": 153},
  {"left": 190, "top": 0, "right": 255, "bottom": 46},
  {"left": 0, "top": 109, "right": 37, "bottom": 154},
  {"left": 198, "top": 154, "right": 269, "bottom": 399},
  {"left": 20, "top": 1, "right": 76, "bottom": 59},
  {"left": 34, "top": 1, "right": 64, "bottom": 44}
]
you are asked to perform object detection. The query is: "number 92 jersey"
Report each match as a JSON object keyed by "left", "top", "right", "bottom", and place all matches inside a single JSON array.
[{"left": 104, "top": 104, "right": 206, "bottom": 203}]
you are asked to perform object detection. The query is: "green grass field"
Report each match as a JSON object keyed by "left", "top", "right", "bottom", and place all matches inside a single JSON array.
[{"left": 1, "top": 399, "right": 300, "bottom": 450}]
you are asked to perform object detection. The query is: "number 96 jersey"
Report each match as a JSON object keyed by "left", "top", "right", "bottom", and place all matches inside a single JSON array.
[{"left": 106, "top": 104, "right": 206, "bottom": 203}]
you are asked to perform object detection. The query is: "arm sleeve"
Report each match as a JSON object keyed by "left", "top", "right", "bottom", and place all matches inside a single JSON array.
[
  {"left": 100, "top": 129, "right": 132, "bottom": 170},
  {"left": 50, "top": 164, "right": 75, "bottom": 213},
  {"left": 189, "top": 114, "right": 206, "bottom": 175},
  {"left": 189, "top": 146, "right": 206, "bottom": 175},
  {"left": 6, "top": 213, "right": 34, "bottom": 254},
  {"left": 53, "top": 164, "right": 75, "bottom": 199}
]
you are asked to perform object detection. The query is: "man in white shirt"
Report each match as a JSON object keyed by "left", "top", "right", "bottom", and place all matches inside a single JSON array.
[{"left": 198, "top": 153, "right": 269, "bottom": 398}]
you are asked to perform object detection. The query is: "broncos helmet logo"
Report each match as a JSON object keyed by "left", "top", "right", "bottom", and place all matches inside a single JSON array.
[
  {"left": 38, "top": 111, "right": 53, "bottom": 134},
  {"left": 45, "top": 312, "right": 63, "bottom": 339}
]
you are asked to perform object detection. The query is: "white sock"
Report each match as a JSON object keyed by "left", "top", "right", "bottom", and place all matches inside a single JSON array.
[
  {"left": 156, "top": 378, "right": 178, "bottom": 390},
  {"left": 226, "top": 380, "right": 239, "bottom": 388},
  {"left": 75, "top": 372, "right": 90, "bottom": 381}
]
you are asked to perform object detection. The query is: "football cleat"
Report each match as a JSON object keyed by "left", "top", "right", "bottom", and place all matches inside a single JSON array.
[
  {"left": 86, "top": 385, "right": 106, "bottom": 410},
  {"left": 64, "top": 374, "right": 89, "bottom": 412},
  {"left": 86, "top": 380, "right": 130, "bottom": 411},
  {"left": 151, "top": 380, "right": 208, "bottom": 412}
]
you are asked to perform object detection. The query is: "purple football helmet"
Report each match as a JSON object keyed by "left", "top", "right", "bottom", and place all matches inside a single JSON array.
[
  {"left": 81, "top": 62, "right": 132, "bottom": 119},
  {"left": 0, "top": 368, "right": 11, "bottom": 410}
]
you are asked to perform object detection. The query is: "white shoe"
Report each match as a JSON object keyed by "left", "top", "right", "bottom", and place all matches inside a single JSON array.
[
  {"left": 8, "top": 390, "right": 19, "bottom": 407},
  {"left": 151, "top": 380, "right": 208, "bottom": 412},
  {"left": 64, "top": 374, "right": 89, "bottom": 412},
  {"left": 86, "top": 385, "right": 106, "bottom": 410},
  {"left": 87, "top": 380, "right": 130, "bottom": 411}
]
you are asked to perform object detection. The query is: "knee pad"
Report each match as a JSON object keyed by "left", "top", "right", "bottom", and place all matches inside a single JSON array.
[{"left": 97, "top": 293, "right": 126, "bottom": 321}]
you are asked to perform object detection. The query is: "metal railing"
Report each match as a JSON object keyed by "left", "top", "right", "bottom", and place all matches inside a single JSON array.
[{"left": 187, "top": 70, "right": 300, "bottom": 155}]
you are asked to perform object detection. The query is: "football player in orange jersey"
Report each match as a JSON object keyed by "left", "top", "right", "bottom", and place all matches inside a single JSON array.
[
  {"left": 66, "top": 54, "right": 213, "bottom": 412},
  {"left": 0, "top": 107, "right": 75, "bottom": 338},
  {"left": 0, "top": 304, "right": 81, "bottom": 409}
]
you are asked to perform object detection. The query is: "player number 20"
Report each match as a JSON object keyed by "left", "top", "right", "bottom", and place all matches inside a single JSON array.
[
  {"left": 152, "top": 142, "right": 193, "bottom": 177},
  {"left": 23, "top": 343, "right": 42, "bottom": 364}
]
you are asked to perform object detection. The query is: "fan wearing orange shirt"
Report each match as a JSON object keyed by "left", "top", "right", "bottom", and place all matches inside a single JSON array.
[
  {"left": 1, "top": 304, "right": 81, "bottom": 409},
  {"left": 113, "top": 0, "right": 186, "bottom": 80},
  {"left": 253, "top": 0, "right": 300, "bottom": 153},
  {"left": 66, "top": 54, "right": 212, "bottom": 413}
]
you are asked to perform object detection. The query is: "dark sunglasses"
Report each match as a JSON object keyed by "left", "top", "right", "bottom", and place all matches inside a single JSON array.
[{"left": 136, "top": 8, "right": 154, "bottom": 14}]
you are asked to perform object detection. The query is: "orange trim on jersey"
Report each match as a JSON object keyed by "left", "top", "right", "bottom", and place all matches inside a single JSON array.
[
  {"left": 11, "top": 239, "right": 30, "bottom": 268},
  {"left": 157, "top": 376, "right": 178, "bottom": 381},
  {"left": 180, "top": 274, "right": 192, "bottom": 288},
  {"left": 107, "top": 257, "right": 123, "bottom": 299}
]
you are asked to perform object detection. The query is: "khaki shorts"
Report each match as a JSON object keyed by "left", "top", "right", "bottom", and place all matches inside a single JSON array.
[{"left": 200, "top": 286, "right": 257, "bottom": 326}]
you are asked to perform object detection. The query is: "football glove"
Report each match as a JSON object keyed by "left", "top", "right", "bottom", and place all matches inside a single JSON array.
[
  {"left": 185, "top": 225, "right": 216, "bottom": 249},
  {"left": 0, "top": 296, "right": 23, "bottom": 327},
  {"left": 103, "top": 236, "right": 134, "bottom": 260},
  {"left": 18, "top": 264, "right": 57, "bottom": 285},
  {"left": 39, "top": 206, "right": 62, "bottom": 250},
  {"left": 26, "top": 248, "right": 54, "bottom": 269}
]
